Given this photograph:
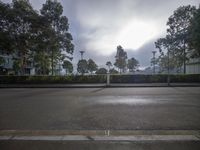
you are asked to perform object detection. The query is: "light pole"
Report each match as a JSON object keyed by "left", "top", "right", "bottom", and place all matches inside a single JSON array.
[{"left": 79, "top": 51, "right": 85, "bottom": 60}]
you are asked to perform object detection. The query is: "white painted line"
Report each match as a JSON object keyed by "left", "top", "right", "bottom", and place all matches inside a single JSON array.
[
  {"left": 12, "top": 136, "right": 62, "bottom": 141},
  {"left": 93, "top": 135, "right": 200, "bottom": 141},
  {"left": 0, "top": 135, "right": 199, "bottom": 141},
  {"left": 62, "top": 135, "right": 89, "bottom": 141},
  {"left": 0, "top": 136, "right": 12, "bottom": 140}
]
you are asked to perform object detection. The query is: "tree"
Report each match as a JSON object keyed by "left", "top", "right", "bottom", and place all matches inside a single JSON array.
[
  {"left": 155, "top": 36, "right": 183, "bottom": 73},
  {"left": 106, "top": 61, "right": 112, "bottom": 73},
  {"left": 155, "top": 5, "right": 196, "bottom": 74},
  {"left": 0, "top": 1, "right": 14, "bottom": 53},
  {"left": 109, "top": 68, "right": 118, "bottom": 74},
  {"left": 96, "top": 68, "right": 107, "bottom": 74},
  {"left": 34, "top": 51, "right": 51, "bottom": 75},
  {"left": 0, "top": 0, "right": 74, "bottom": 75},
  {"left": 77, "top": 59, "right": 88, "bottom": 75},
  {"left": 41, "top": 0, "right": 74, "bottom": 75},
  {"left": 13, "top": 59, "right": 22, "bottom": 75},
  {"left": 62, "top": 60, "right": 73, "bottom": 75},
  {"left": 114, "top": 45, "right": 127, "bottom": 73},
  {"left": 156, "top": 52, "right": 182, "bottom": 73},
  {"left": 87, "top": 59, "right": 98, "bottom": 74},
  {"left": 0, "top": 57, "right": 5, "bottom": 66},
  {"left": 0, "top": 0, "right": 50, "bottom": 75},
  {"left": 189, "top": 6, "right": 200, "bottom": 58},
  {"left": 30, "top": 12, "right": 53, "bottom": 75},
  {"left": 9, "top": 0, "right": 38, "bottom": 75},
  {"left": 127, "top": 57, "right": 139, "bottom": 73},
  {"left": 166, "top": 5, "right": 196, "bottom": 74}
]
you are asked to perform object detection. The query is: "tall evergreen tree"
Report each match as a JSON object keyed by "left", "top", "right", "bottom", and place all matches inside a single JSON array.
[
  {"left": 114, "top": 45, "right": 127, "bottom": 73},
  {"left": 41, "top": 0, "right": 74, "bottom": 75}
]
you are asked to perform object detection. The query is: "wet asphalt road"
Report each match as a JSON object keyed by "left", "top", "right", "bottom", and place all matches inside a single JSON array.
[
  {"left": 0, "top": 87, "right": 200, "bottom": 130},
  {"left": 1, "top": 141, "right": 200, "bottom": 150}
]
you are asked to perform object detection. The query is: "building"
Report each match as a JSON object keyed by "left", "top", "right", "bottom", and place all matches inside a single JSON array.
[
  {"left": 0, "top": 54, "right": 35, "bottom": 75},
  {"left": 186, "top": 58, "right": 200, "bottom": 74}
]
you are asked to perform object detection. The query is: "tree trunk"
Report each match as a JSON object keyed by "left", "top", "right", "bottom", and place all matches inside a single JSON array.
[
  {"left": 51, "top": 50, "right": 54, "bottom": 76},
  {"left": 20, "top": 51, "right": 26, "bottom": 75},
  {"left": 183, "top": 42, "right": 186, "bottom": 74}
]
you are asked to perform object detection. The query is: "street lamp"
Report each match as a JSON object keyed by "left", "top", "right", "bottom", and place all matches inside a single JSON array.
[{"left": 79, "top": 51, "right": 85, "bottom": 60}]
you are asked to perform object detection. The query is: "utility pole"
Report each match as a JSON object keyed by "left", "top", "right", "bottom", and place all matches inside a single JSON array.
[
  {"left": 79, "top": 51, "right": 85, "bottom": 60},
  {"left": 152, "top": 51, "right": 157, "bottom": 74}
]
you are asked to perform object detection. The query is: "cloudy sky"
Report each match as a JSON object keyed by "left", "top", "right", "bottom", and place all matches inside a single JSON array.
[{"left": 2, "top": 0, "right": 200, "bottom": 69}]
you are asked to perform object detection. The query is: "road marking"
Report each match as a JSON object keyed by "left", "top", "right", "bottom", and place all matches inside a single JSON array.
[{"left": 0, "top": 136, "right": 11, "bottom": 140}]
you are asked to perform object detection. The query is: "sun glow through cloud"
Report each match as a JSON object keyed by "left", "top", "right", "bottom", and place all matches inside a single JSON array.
[
  {"left": 116, "top": 20, "right": 159, "bottom": 50},
  {"left": 84, "top": 20, "right": 160, "bottom": 56}
]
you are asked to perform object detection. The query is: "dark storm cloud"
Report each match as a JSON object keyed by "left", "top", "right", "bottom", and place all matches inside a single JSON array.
[{"left": 127, "top": 40, "right": 158, "bottom": 68}]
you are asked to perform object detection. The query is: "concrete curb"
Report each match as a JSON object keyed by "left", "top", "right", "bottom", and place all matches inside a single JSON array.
[
  {"left": 0, "top": 83, "right": 200, "bottom": 88},
  {"left": 1, "top": 130, "right": 200, "bottom": 142},
  {"left": 1, "top": 130, "right": 200, "bottom": 136}
]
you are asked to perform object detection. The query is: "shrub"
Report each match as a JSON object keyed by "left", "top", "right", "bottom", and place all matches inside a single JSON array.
[
  {"left": 0, "top": 74, "right": 199, "bottom": 84},
  {"left": 110, "top": 74, "right": 200, "bottom": 83},
  {"left": 0, "top": 75, "right": 107, "bottom": 84}
]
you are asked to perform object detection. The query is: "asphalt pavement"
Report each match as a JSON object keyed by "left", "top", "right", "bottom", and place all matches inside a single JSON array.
[
  {"left": 1, "top": 83, "right": 200, "bottom": 88},
  {"left": 0, "top": 87, "right": 200, "bottom": 149}
]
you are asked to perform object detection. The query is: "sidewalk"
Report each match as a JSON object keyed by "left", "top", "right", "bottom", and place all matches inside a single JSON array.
[
  {"left": 1, "top": 130, "right": 200, "bottom": 150},
  {"left": 1, "top": 83, "right": 200, "bottom": 88}
]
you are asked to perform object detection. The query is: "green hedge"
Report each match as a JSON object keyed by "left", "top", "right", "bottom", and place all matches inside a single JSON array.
[
  {"left": 110, "top": 75, "right": 166, "bottom": 83},
  {"left": 0, "top": 74, "right": 200, "bottom": 84},
  {"left": 110, "top": 74, "right": 200, "bottom": 83},
  {"left": 0, "top": 75, "right": 107, "bottom": 84}
]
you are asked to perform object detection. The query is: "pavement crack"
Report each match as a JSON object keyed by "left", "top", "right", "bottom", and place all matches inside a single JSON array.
[
  {"left": 195, "top": 134, "right": 200, "bottom": 140},
  {"left": 9, "top": 135, "right": 15, "bottom": 140},
  {"left": 86, "top": 136, "right": 94, "bottom": 141},
  {"left": 91, "top": 88, "right": 105, "bottom": 93}
]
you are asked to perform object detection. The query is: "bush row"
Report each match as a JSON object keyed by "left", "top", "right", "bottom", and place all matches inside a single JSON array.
[
  {"left": 0, "top": 75, "right": 107, "bottom": 84},
  {"left": 0, "top": 74, "right": 200, "bottom": 84},
  {"left": 110, "top": 74, "right": 200, "bottom": 83}
]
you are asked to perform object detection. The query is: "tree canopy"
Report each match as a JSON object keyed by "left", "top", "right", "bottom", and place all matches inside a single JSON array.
[
  {"left": 96, "top": 68, "right": 107, "bottom": 74},
  {"left": 62, "top": 60, "right": 73, "bottom": 75},
  {"left": 127, "top": 57, "right": 139, "bottom": 73},
  {"left": 189, "top": 6, "right": 200, "bottom": 58},
  {"left": 87, "top": 59, "right": 98, "bottom": 74},
  {"left": 155, "top": 5, "right": 197, "bottom": 74},
  {"left": 77, "top": 59, "right": 88, "bottom": 75},
  {"left": 0, "top": 0, "right": 74, "bottom": 75},
  {"left": 114, "top": 45, "right": 127, "bottom": 73}
]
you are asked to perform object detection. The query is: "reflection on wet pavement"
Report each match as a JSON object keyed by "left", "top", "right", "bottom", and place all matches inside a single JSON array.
[{"left": 95, "top": 97, "right": 156, "bottom": 105}]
